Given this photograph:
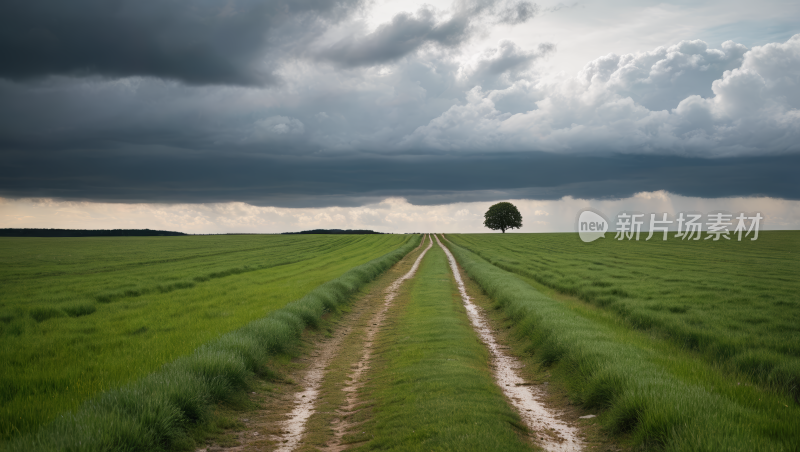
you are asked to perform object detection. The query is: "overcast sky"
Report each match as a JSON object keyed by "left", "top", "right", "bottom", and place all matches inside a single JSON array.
[{"left": 1, "top": 0, "right": 799, "bottom": 232}]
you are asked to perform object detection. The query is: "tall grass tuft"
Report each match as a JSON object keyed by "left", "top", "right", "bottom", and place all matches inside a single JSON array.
[
  {"left": 6, "top": 235, "right": 422, "bottom": 451},
  {"left": 61, "top": 303, "right": 96, "bottom": 318},
  {"left": 28, "top": 307, "right": 65, "bottom": 323}
]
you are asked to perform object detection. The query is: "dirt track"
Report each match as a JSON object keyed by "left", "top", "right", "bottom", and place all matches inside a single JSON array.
[
  {"left": 319, "top": 234, "right": 434, "bottom": 451},
  {"left": 198, "top": 234, "right": 584, "bottom": 451},
  {"left": 435, "top": 234, "right": 582, "bottom": 452}
]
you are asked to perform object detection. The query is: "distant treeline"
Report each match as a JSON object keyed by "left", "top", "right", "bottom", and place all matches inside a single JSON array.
[
  {"left": 282, "top": 229, "right": 384, "bottom": 235},
  {"left": 0, "top": 229, "right": 187, "bottom": 237}
]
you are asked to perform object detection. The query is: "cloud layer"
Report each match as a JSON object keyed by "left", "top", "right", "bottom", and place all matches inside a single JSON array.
[
  {"left": 405, "top": 35, "right": 800, "bottom": 157},
  {"left": 0, "top": 0, "right": 798, "bottom": 208},
  {"left": 0, "top": 0, "right": 361, "bottom": 85}
]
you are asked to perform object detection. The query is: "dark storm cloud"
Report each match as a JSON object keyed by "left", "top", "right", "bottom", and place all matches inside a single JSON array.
[
  {"left": 321, "top": 9, "right": 471, "bottom": 67},
  {"left": 0, "top": 8, "right": 797, "bottom": 212},
  {"left": 1, "top": 0, "right": 539, "bottom": 82},
  {"left": 320, "top": 1, "right": 539, "bottom": 67},
  {"left": 0, "top": 0, "right": 358, "bottom": 85},
  {"left": 1, "top": 149, "right": 796, "bottom": 207}
]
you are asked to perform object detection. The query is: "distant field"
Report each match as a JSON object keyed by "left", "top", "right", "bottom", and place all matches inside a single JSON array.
[
  {"left": 0, "top": 234, "right": 411, "bottom": 440},
  {"left": 448, "top": 231, "right": 800, "bottom": 397}
]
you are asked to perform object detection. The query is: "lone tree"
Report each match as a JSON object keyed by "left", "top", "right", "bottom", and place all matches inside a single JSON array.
[{"left": 484, "top": 202, "right": 522, "bottom": 233}]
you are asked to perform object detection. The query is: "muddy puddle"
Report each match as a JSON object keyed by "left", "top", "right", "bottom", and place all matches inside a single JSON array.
[{"left": 435, "top": 234, "right": 583, "bottom": 452}]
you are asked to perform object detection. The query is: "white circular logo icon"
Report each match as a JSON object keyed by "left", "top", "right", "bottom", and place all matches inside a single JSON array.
[{"left": 577, "top": 209, "right": 609, "bottom": 242}]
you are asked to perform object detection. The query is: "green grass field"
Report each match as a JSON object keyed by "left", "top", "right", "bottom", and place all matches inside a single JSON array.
[
  {"left": 353, "top": 239, "right": 531, "bottom": 451},
  {"left": 448, "top": 231, "right": 800, "bottom": 398},
  {"left": 2, "top": 231, "right": 797, "bottom": 451},
  {"left": 444, "top": 232, "right": 799, "bottom": 450},
  {"left": 0, "top": 234, "right": 411, "bottom": 441}
]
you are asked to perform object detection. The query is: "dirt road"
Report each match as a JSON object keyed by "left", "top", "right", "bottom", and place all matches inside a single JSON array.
[{"left": 197, "top": 233, "right": 584, "bottom": 451}]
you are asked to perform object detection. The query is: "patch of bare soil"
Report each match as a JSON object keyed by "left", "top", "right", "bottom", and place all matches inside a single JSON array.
[
  {"left": 271, "top": 328, "right": 350, "bottom": 451},
  {"left": 435, "top": 234, "right": 583, "bottom": 452}
]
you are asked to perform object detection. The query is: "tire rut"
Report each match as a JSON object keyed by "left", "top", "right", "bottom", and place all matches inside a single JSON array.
[
  {"left": 435, "top": 234, "right": 583, "bottom": 452},
  {"left": 195, "top": 235, "right": 429, "bottom": 452},
  {"left": 323, "top": 234, "right": 434, "bottom": 451}
]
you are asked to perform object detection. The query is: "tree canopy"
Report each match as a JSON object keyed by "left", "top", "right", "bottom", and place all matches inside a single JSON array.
[{"left": 483, "top": 202, "right": 522, "bottom": 233}]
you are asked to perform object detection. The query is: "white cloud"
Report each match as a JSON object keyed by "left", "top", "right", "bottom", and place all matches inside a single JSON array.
[
  {"left": 404, "top": 35, "right": 800, "bottom": 157},
  {"left": 577, "top": 39, "right": 749, "bottom": 111},
  {"left": 458, "top": 40, "right": 555, "bottom": 90}
]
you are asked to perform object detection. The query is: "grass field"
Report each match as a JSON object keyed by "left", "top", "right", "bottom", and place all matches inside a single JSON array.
[
  {"left": 352, "top": 238, "right": 532, "bottom": 451},
  {"left": 443, "top": 233, "right": 799, "bottom": 450},
  {"left": 2, "top": 231, "right": 797, "bottom": 451},
  {"left": 448, "top": 231, "right": 800, "bottom": 399},
  {"left": 0, "top": 234, "right": 412, "bottom": 441}
]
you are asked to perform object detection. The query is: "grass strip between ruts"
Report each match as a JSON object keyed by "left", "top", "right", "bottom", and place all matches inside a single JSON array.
[
  {"left": 441, "top": 236, "right": 799, "bottom": 452},
  {"left": 4, "top": 235, "right": 422, "bottom": 452},
  {"left": 350, "top": 238, "right": 533, "bottom": 451}
]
